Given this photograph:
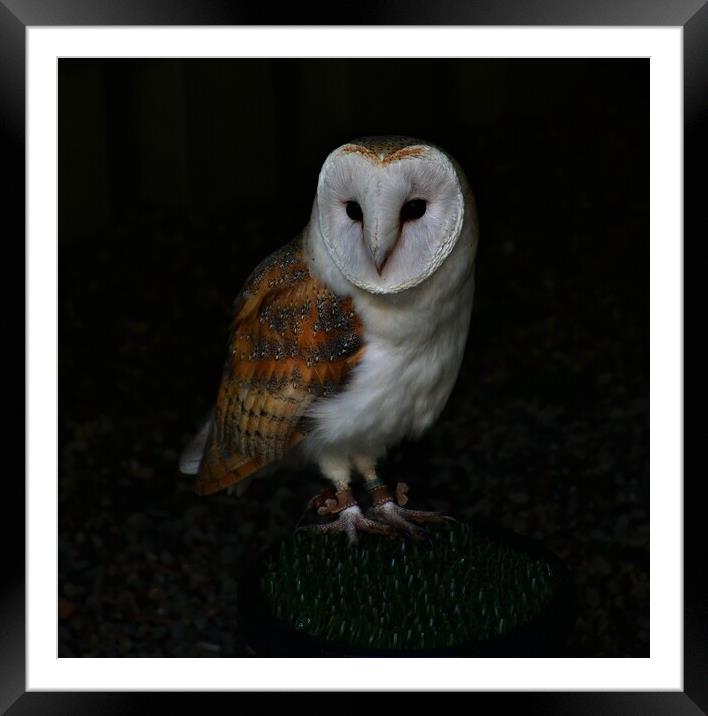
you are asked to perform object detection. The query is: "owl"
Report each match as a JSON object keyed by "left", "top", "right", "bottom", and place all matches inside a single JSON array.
[{"left": 180, "top": 136, "right": 479, "bottom": 541}]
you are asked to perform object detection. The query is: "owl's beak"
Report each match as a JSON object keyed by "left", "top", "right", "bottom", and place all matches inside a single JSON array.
[
  {"left": 373, "top": 246, "right": 393, "bottom": 275},
  {"left": 365, "top": 224, "right": 400, "bottom": 276}
]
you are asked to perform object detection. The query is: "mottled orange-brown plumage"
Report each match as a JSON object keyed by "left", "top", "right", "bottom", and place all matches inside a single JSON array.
[{"left": 195, "top": 236, "right": 365, "bottom": 496}]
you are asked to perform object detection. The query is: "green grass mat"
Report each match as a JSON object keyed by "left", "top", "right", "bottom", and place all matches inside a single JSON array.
[{"left": 261, "top": 521, "right": 560, "bottom": 651}]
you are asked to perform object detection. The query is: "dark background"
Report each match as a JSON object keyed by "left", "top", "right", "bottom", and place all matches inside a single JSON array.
[{"left": 58, "top": 59, "right": 648, "bottom": 658}]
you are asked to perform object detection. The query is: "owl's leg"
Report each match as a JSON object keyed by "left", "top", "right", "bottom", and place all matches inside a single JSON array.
[
  {"left": 354, "top": 456, "right": 452, "bottom": 540},
  {"left": 298, "top": 455, "right": 395, "bottom": 543}
]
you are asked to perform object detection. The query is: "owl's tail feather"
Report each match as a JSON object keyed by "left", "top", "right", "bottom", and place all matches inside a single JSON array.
[{"left": 194, "top": 433, "right": 263, "bottom": 496}]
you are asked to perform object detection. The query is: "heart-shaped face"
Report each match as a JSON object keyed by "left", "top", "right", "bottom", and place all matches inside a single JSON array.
[{"left": 314, "top": 138, "right": 466, "bottom": 295}]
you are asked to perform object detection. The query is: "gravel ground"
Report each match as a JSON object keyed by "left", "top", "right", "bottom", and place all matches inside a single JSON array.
[{"left": 59, "top": 121, "right": 648, "bottom": 658}]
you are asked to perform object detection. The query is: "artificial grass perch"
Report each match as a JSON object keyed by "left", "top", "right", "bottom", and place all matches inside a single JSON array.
[{"left": 253, "top": 521, "right": 566, "bottom": 654}]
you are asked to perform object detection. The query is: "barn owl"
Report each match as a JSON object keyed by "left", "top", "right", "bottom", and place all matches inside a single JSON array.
[{"left": 180, "top": 136, "right": 479, "bottom": 541}]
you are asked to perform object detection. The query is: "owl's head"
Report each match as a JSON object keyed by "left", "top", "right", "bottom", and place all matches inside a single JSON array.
[{"left": 311, "top": 136, "right": 476, "bottom": 295}]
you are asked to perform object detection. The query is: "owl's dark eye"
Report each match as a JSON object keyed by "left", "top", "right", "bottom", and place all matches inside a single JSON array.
[
  {"left": 400, "top": 199, "right": 427, "bottom": 222},
  {"left": 346, "top": 201, "right": 363, "bottom": 221}
]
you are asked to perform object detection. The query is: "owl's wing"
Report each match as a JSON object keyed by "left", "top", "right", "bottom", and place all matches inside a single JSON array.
[{"left": 195, "top": 236, "right": 364, "bottom": 496}]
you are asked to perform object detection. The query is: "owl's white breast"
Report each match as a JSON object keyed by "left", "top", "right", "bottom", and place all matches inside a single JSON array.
[{"left": 301, "top": 220, "right": 476, "bottom": 462}]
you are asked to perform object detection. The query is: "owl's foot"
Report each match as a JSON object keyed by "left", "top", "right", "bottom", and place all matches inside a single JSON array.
[
  {"left": 298, "top": 505, "right": 396, "bottom": 543},
  {"left": 298, "top": 487, "right": 396, "bottom": 544},
  {"left": 366, "top": 482, "right": 453, "bottom": 540}
]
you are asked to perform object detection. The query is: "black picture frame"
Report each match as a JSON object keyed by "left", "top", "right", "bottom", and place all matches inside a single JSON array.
[{"left": 2, "top": 1, "right": 700, "bottom": 711}]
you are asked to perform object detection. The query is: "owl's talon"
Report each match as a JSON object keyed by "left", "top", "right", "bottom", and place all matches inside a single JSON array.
[
  {"left": 404, "top": 510, "right": 454, "bottom": 525},
  {"left": 367, "top": 500, "right": 452, "bottom": 538},
  {"left": 395, "top": 481, "right": 409, "bottom": 506}
]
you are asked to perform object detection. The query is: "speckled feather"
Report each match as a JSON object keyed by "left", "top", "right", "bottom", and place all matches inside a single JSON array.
[
  {"left": 195, "top": 236, "right": 365, "bottom": 496},
  {"left": 339, "top": 135, "right": 428, "bottom": 163}
]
